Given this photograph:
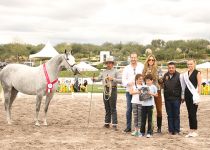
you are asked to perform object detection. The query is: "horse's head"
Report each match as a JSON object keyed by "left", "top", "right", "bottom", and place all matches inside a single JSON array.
[{"left": 62, "top": 50, "right": 80, "bottom": 75}]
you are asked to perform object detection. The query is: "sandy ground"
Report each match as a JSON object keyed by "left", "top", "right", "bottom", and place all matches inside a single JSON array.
[{"left": 0, "top": 93, "right": 209, "bottom": 150}]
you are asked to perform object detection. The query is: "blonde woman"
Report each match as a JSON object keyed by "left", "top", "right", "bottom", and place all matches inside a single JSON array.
[
  {"left": 180, "top": 59, "right": 201, "bottom": 137},
  {"left": 142, "top": 54, "right": 162, "bottom": 133}
]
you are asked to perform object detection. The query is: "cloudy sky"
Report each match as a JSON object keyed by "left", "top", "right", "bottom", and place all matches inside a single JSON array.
[{"left": 0, "top": 0, "right": 210, "bottom": 45}]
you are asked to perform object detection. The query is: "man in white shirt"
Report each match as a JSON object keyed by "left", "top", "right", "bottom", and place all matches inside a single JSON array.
[{"left": 122, "top": 52, "right": 144, "bottom": 132}]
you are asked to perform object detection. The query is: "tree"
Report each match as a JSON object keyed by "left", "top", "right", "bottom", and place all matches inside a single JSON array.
[{"left": 151, "top": 39, "right": 165, "bottom": 48}]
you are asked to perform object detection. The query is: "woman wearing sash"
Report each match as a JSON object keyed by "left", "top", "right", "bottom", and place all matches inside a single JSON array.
[
  {"left": 181, "top": 59, "right": 201, "bottom": 137},
  {"left": 142, "top": 54, "right": 163, "bottom": 133}
]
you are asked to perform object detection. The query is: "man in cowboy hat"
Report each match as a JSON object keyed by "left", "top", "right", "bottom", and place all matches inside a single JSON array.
[{"left": 93, "top": 56, "right": 121, "bottom": 131}]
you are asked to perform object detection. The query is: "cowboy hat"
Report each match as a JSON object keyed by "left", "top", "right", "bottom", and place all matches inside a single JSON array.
[{"left": 104, "top": 56, "right": 115, "bottom": 64}]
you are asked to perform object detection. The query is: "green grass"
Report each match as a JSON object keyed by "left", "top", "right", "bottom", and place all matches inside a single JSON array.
[
  {"left": 86, "top": 84, "right": 126, "bottom": 93},
  {"left": 59, "top": 70, "right": 100, "bottom": 77},
  {"left": 57, "top": 84, "right": 126, "bottom": 93},
  {"left": 58, "top": 70, "right": 126, "bottom": 93}
]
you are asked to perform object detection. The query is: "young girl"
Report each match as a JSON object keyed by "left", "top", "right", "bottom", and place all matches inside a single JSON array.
[{"left": 129, "top": 74, "right": 144, "bottom": 136}]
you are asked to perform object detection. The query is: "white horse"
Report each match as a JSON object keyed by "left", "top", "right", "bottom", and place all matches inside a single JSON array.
[{"left": 0, "top": 51, "right": 78, "bottom": 126}]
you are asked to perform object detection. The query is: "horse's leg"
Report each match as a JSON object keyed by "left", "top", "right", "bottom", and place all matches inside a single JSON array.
[
  {"left": 3, "top": 87, "right": 12, "bottom": 124},
  {"left": 6, "top": 88, "right": 18, "bottom": 123},
  {"left": 43, "top": 93, "right": 54, "bottom": 126},
  {"left": 35, "top": 95, "right": 43, "bottom": 126},
  {"left": 9, "top": 88, "right": 18, "bottom": 109}
]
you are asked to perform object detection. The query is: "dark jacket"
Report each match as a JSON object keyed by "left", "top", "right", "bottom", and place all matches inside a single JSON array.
[{"left": 163, "top": 71, "right": 181, "bottom": 100}]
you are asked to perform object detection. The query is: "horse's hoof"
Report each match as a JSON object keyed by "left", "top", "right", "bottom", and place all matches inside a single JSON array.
[
  {"left": 35, "top": 122, "right": 40, "bottom": 126},
  {"left": 7, "top": 121, "right": 12, "bottom": 125},
  {"left": 43, "top": 120, "right": 48, "bottom": 126},
  {"left": 7, "top": 120, "right": 13, "bottom": 125},
  {"left": 43, "top": 122, "right": 48, "bottom": 126}
]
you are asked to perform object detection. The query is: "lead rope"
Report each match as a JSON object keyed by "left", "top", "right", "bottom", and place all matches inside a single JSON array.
[
  {"left": 103, "top": 76, "right": 112, "bottom": 101},
  {"left": 88, "top": 73, "right": 95, "bottom": 126}
]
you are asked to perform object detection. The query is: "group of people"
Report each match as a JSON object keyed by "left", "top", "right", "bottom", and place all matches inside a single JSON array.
[
  {"left": 73, "top": 78, "right": 88, "bottom": 92},
  {"left": 57, "top": 79, "right": 88, "bottom": 93},
  {"left": 93, "top": 52, "right": 201, "bottom": 138}
]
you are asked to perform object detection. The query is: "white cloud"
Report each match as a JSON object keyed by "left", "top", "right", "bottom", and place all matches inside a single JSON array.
[{"left": 0, "top": 0, "right": 210, "bottom": 45}]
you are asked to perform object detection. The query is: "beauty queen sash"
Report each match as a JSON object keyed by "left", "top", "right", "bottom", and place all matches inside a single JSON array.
[{"left": 180, "top": 72, "right": 200, "bottom": 104}]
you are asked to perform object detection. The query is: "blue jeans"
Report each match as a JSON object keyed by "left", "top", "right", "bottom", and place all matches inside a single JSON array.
[
  {"left": 126, "top": 92, "right": 132, "bottom": 129},
  {"left": 165, "top": 100, "right": 181, "bottom": 133}
]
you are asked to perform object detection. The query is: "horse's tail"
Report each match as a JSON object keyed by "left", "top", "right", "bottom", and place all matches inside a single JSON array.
[
  {"left": 0, "top": 82, "right": 5, "bottom": 104},
  {"left": 0, "top": 63, "right": 6, "bottom": 104}
]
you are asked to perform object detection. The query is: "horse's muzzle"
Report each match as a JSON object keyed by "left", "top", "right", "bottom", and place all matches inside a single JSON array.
[{"left": 72, "top": 65, "right": 80, "bottom": 75}]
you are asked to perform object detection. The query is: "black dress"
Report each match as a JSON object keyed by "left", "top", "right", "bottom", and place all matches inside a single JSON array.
[
  {"left": 185, "top": 69, "right": 199, "bottom": 97},
  {"left": 185, "top": 69, "right": 199, "bottom": 129}
]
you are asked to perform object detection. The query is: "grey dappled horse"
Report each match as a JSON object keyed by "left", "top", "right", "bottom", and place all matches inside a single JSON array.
[{"left": 0, "top": 51, "right": 78, "bottom": 126}]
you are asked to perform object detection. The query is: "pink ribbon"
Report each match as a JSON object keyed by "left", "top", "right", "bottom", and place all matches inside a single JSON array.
[{"left": 43, "top": 63, "right": 58, "bottom": 93}]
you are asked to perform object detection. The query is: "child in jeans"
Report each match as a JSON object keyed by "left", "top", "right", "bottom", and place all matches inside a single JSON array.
[
  {"left": 129, "top": 74, "right": 144, "bottom": 137},
  {"left": 140, "top": 74, "right": 158, "bottom": 138}
]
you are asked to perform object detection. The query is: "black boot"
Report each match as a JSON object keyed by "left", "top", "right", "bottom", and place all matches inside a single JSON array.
[
  {"left": 157, "top": 117, "right": 162, "bottom": 133},
  {"left": 103, "top": 124, "right": 110, "bottom": 128}
]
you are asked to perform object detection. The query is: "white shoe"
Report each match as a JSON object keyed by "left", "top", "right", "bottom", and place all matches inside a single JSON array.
[
  {"left": 185, "top": 133, "right": 191, "bottom": 138},
  {"left": 138, "top": 133, "right": 144, "bottom": 137},
  {"left": 190, "top": 132, "right": 198, "bottom": 137},
  {"left": 146, "top": 134, "right": 152, "bottom": 138},
  {"left": 185, "top": 132, "right": 198, "bottom": 138}
]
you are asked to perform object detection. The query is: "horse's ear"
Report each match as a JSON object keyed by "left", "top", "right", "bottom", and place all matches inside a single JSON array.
[
  {"left": 64, "top": 49, "right": 69, "bottom": 60},
  {"left": 70, "top": 50, "right": 72, "bottom": 55}
]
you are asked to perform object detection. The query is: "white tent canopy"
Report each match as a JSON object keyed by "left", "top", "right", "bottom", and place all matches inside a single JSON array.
[
  {"left": 196, "top": 62, "right": 210, "bottom": 82},
  {"left": 196, "top": 62, "right": 210, "bottom": 69},
  {"left": 77, "top": 62, "right": 98, "bottom": 71},
  {"left": 29, "top": 42, "right": 59, "bottom": 59}
]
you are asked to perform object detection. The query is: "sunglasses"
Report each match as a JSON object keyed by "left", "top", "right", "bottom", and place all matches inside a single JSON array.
[{"left": 148, "top": 59, "right": 155, "bottom": 62}]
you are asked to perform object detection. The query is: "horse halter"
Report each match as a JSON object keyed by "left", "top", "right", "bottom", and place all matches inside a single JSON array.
[
  {"left": 64, "top": 53, "right": 80, "bottom": 75},
  {"left": 64, "top": 53, "right": 76, "bottom": 68}
]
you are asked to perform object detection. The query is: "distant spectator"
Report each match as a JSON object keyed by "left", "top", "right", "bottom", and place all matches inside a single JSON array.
[
  {"left": 73, "top": 77, "right": 80, "bottom": 92},
  {"left": 80, "top": 80, "right": 88, "bottom": 92}
]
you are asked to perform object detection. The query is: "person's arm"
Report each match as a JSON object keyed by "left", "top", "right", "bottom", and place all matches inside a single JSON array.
[
  {"left": 197, "top": 71, "right": 202, "bottom": 95},
  {"left": 178, "top": 74, "right": 185, "bottom": 103},
  {"left": 93, "top": 72, "right": 103, "bottom": 82},
  {"left": 179, "top": 73, "right": 186, "bottom": 100},
  {"left": 114, "top": 70, "right": 122, "bottom": 84},
  {"left": 150, "top": 92, "right": 158, "bottom": 97},
  {"left": 122, "top": 67, "right": 129, "bottom": 87},
  {"left": 157, "top": 68, "right": 164, "bottom": 88},
  {"left": 129, "top": 86, "right": 141, "bottom": 95},
  {"left": 148, "top": 86, "right": 158, "bottom": 97}
]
